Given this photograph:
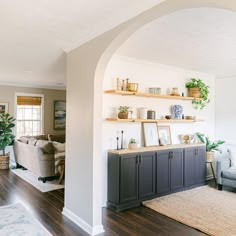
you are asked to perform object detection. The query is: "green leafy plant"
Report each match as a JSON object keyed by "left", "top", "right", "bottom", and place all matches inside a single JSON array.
[
  {"left": 129, "top": 138, "right": 136, "bottom": 144},
  {"left": 118, "top": 106, "right": 129, "bottom": 113},
  {"left": 196, "top": 132, "right": 225, "bottom": 152},
  {"left": 185, "top": 78, "right": 210, "bottom": 109},
  {"left": 0, "top": 113, "right": 15, "bottom": 155}
]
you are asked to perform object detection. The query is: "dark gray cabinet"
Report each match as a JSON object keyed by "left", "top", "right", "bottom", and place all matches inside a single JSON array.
[
  {"left": 156, "top": 149, "right": 183, "bottom": 195},
  {"left": 108, "top": 145, "right": 206, "bottom": 211},
  {"left": 184, "top": 147, "right": 206, "bottom": 187},
  {"left": 108, "top": 151, "right": 155, "bottom": 211}
]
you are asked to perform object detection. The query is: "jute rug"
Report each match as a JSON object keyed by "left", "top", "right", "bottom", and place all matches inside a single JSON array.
[
  {"left": 0, "top": 203, "right": 51, "bottom": 235},
  {"left": 143, "top": 186, "right": 236, "bottom": 236},
  {"left": 11, "top": 169, "right": 64, "bottom": 192}
]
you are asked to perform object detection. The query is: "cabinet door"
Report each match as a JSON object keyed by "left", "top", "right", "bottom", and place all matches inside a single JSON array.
[
  {"left": 156, "top": 151, "right": 170, "bottom": 194},
  {"left": 196, "top": 147, "right": 206, "bottom": 183},
  {"left": 120, "top": 154, "right": 138, "bottom": 203},
  {"left": 170, "top": 149, "right": 183, "bottom": 190},
  {"left": 139, "top": 152, "right": 156, "bottom": 199},
  {"left": 184, "top": 148, "right": 196, "bottom": 187}
]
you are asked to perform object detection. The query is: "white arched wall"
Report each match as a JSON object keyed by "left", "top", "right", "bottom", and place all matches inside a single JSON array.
[{"left": 64, "top": 1, "right": 236, "bottom": 235}]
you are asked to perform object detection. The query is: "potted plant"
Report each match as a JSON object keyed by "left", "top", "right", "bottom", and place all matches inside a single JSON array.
[
  {"left": 185, "top": 78, "right": 210, "bottom": 109},
  {"left": 196, "top": 132, "right": 225, "bottom": 162},
  {"left": 128, "top": 138, "right": 137, "bottom": 149},
  {"left": 118, "top": 106, "right": 129, "bottom": 119},
  {"left": 0, "top": 112, "right": 15, "bottom": 169}
]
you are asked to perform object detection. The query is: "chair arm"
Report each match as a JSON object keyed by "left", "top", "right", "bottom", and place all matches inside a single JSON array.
[{"left": 216, "top": 158, "right": 231, "bottom": 184}]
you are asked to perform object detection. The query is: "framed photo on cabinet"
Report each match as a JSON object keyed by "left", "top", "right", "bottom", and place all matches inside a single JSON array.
[{"left": 142, "top": 122, "right": 159, "bottom": 147}]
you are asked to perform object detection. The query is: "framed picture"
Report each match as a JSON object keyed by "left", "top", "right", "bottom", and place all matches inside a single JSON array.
[
  {"left": 54, "top": 100, "right": 66, "bottom": 130},
  {"left": 0, "top": 103, "right": 8, "bottom": 113},
  {"left": 158, "top": 125, "right": 172, "bottom": 145},
  {"left": 142, "top": 122, "right": 159, "bottom": 147}
]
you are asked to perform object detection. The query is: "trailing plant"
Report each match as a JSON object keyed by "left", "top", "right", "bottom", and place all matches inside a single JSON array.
[
  {"left": 185, "top": 78, "right": 210, "bottom": 109},
  {"left": 0, "top": 113, "right": 15, "bottom": 155},
  {"left": 196, "top": 132, "right": 225, "bottom": 152},
  {"left": 118, "top": 106, "right": 129, "bottom": 113},
  {"left": 129, "top": 138, "right": 136, "bottom": 144}
]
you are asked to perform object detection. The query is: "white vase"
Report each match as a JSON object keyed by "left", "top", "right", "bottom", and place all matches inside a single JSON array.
[{"left": 128, "top": 143, "right": 137, "bottom": 150}]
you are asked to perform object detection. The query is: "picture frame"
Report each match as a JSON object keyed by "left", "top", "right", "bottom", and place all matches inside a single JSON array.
[
  {"left": 54, "top": 100, "right": 66, "bottom": 130},
  {"left": 0, "top": 103, "right": 8, "bottom": 113},
  {"left": 142, "top": 122, "right": 159, "bottom": 147},
  {"left": 158, "top": 125, "right": 172, "bottom": 145}
]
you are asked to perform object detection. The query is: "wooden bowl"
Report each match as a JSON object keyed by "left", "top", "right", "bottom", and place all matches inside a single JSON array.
[{"left": 185, "top": 116, "right": 196, "bottom": 120}]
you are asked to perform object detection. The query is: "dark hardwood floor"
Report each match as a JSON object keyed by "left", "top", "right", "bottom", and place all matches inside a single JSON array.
[{"left": 0, "top": 170, "right": 221, "bottom": 236}]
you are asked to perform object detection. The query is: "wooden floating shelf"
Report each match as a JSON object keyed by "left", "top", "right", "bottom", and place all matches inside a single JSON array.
[
  {"left": 106, "top": 118, "right": 204, "bottom": 123},
  {"left": 104, "top": 90, "right": 203, "bottom": 101}
]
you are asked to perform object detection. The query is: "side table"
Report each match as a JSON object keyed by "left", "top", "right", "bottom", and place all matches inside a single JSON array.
[{"left": 206, "top": 161, "right": 217, "bottom": 186}]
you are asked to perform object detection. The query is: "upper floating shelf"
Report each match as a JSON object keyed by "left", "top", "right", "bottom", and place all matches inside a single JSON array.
[
  {"left": 106, "top": 118, "right": 204, "bottom": 123},
  {"left": 104, "top": 90, "right": 203, "bottom": 100}
]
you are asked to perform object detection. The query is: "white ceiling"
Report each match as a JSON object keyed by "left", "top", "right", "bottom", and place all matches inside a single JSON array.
[
  {"left": 117, "top": 8, "right": 236, "bottom": 79},
  {"left": 0, "top": 0, "right": 163, "bottom": 89}
]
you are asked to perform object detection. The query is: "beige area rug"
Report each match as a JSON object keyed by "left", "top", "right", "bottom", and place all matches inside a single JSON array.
[
  {"left": 143, "top": 186, "right": 236, "bottom": 236},
  {"left": 11, "top": 169, "right": 64, "bottom": 192}
]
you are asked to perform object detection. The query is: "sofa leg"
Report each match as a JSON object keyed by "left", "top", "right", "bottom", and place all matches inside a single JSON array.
[
  {"left": 218, "top": 184, "right": 223, "bottom": 191},
  {"left": 38, "top": 177, "right": 47, "bottom": 183}
]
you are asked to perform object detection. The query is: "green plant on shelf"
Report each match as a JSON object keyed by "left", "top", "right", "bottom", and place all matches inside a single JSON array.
[
  {"left": 118, "top": 106, "right": 129, "bottom": 113},
  {"left": 129, "top": 138, "right": 137, "bottom": 144}
]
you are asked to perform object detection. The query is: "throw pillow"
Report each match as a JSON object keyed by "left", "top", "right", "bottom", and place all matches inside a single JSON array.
[
  {"left": 48, "top": 134, "right": 65, "bottom": 143},
  {"left": 53, "top": 142, "right": 65, "bottom": 154},
  {"left": 36, "top": 140, "right": 54, "bottom": 154},
  {"left": 228, "top": 146, "right": 236, "bottom": 167},
  {"left": 28, "top": 138, "right": 37, "bottom": 146},
  {"left": 18, "top": 137, "right": 29, "bottom": 144}
]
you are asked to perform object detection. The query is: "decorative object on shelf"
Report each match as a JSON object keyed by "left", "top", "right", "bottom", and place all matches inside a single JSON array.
[
  {"left": 171, "top": 87, "right": 180, "bottom": 96},
  {"left": 128, "top": 138, "right": 137, "bottom": 149},
  {"left": 149, "top": 87, "right": 161, "bottom": 94},
  {"left": 180, "top": 134, "right": 194, "bottom": 144},
  {"left": 121, "top": 130, "right": 124, "bottom": 149},
  {"left": 126, "top": 78, "right": 129, "bottom": 91},
  {"left": 116, "top": 78, "right": 121, "bottom": 90},
  {"left": 0, "top": 112, "right": 15, "bottom": 169},
  {"left": 171, "top": 105, "right": 183, "bottom": 119},
  {"left": 185, "top": 115, "right": 196, "bottom": 120},
  {"left": 196, "top": 132, "right": 225, "bottom": 162},
  {"left": 165, "top": 115, "right": 171, "bottom": 120},
  {"left": 147, "top": 110, "right": 156, "bottom": 119},
  {"left": 158, "top": 126, "right": 172, "bottom": 145},
  {"left": 149, "top": 88, "right": 155, "bottom": 94},
  {"left": 118, "top": 106, "right": 129, "bottom": 119},
  {"left": 127, "top": 83, "right": 138, "bottom": 92},
  {"left": 121, "top": 80, "right": 125, "bottom": 91},
  {"left": 116, "top": 137, "right": 119, "bottom": 150},
  {"left": 185, "top": 78, "right": 210, "bottom": 109},
  {"left": 54, "top": 100, "right": 66, "bottom": 130},
  {"left": 142, "top": 122, "right": 159, "bottom": 147},
  {"left": 138, "top": 107, "right": 148, "bottom": 119}
]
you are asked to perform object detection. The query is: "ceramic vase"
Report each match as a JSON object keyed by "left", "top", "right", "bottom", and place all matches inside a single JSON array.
[{"left": 171, "top": 105, "right": 183, "bottom": 119}]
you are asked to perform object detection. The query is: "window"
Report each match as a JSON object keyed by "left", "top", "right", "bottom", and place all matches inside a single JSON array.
[{"left": 16, "top": 95, "right": 43, "bottom": 138}]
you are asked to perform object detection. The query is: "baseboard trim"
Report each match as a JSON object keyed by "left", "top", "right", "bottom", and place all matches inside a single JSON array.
[{"left": 62, "top": 207, "right": 104, "bottom": 235}]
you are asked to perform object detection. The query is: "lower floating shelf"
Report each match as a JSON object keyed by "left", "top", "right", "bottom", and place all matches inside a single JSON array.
[{"left": 105, "top": 118, "right": 204, "bottom": 123}]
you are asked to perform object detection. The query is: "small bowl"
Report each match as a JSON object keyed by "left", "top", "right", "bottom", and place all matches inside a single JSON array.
[
  {"left": 185, "top": 116, "right": 196, "bottom": 120},
  {"left": 165, "top": 115, "right": 171, "bottom": 119}
]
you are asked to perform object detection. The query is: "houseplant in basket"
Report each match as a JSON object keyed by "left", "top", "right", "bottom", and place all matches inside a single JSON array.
[
  {"left": 196, "top": 132, "right": 225, "bottom": 162},
  {"left": 185, "top": 78, "right": 210, "bottom": 109},
  {"left": 0, "top": 112, "right": 15, "bottom": 169},
  {"left": 118, "top": 106, "right": 129, "bottom": 119}
]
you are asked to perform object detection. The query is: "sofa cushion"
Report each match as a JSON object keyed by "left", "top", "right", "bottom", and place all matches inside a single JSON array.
[
  {"left": 35, "top": 140, "right": 54, "bottom": 154},
  {"left": 53, "top": 142, "right": 65, "bottom": 153},
  {"left": 48, "top": 134, "right": 65, "bottom": 143},
  {"left": 55, "top": 152, "right": 65, "bottom": 161},
  {"left": 28, "top": 138, "right": 37, "bottom": 146},
  {"left": 24, "top": 135, "right": 48, "bottom": 140},
  {"left": 18, "top": 137, "right": 29, "bottom": 144},
  {"left": 222, "top": 167, "right": 236, "bottom": 180},
  {"left": 228, "top": 146, "right": 236, "bottom": 167}
]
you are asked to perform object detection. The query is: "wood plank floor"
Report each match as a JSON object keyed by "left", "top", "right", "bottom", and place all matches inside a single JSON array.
[{"left": 0, "top": 169, "right": 223, "bottom": 236}]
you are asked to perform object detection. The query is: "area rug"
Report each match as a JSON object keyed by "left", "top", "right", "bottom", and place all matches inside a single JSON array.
[
  {"left": 143, "top": 186, "right": 236, "bottom": 236},
  {"left": 0, "top": 203, "right": 51, "bottom": 235},
  {"left": 11, "top": 169, "right": 64, "bottom": 192}
]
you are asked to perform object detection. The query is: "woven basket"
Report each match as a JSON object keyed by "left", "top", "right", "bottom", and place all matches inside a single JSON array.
[
  {"left": 206, "top": 151, "right": 214, "bottom": 162},
  {"left": 0, "top": 155, "right": 9, "bottom": 170},
  {"left": 188, "top": 88, "right": 201, "bottom": 98}
]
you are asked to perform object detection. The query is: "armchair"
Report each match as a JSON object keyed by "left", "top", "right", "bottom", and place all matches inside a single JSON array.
[{"left": 216, "top": 153, "right": 236, "bottom": 190}]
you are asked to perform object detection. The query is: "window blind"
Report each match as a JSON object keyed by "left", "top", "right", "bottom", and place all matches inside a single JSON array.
[{"left": 17, "top": 96, "right": 42, "bottom": 106}]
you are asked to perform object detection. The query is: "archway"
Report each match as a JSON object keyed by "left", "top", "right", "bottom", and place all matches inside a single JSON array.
[{"left": 65, "top": 0, "right": 236, "bottom": 235}]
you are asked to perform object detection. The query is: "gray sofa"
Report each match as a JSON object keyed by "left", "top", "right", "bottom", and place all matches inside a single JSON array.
[
  {"left": 13, "top": 134, "right": 65, "bottom": 182},
  {"left": 216, "top": 152, "right": 236, "bottom": 190}
]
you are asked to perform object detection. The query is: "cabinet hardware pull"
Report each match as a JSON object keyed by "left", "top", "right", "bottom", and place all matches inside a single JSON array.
[
  {"left": 169, "top": 151, "right": 173, "bottom": 159},
  {"left": 136, "top": 155, "right": 139, "bottom": 164}
]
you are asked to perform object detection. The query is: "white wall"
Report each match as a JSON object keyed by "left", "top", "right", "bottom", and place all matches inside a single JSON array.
[
  {"left": 215, "top": 78, "right": 236, "bottom": 144},
  {"left": 102, "top": 55, "right": 215, "bottom": 205}
]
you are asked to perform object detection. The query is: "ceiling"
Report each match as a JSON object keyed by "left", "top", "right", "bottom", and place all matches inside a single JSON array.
[
  {"left": 117, "top": 8, "right": 236, "bottom": 79},
  {"left": 0, "top": 0, "right": 163, "bottom": 89}
]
